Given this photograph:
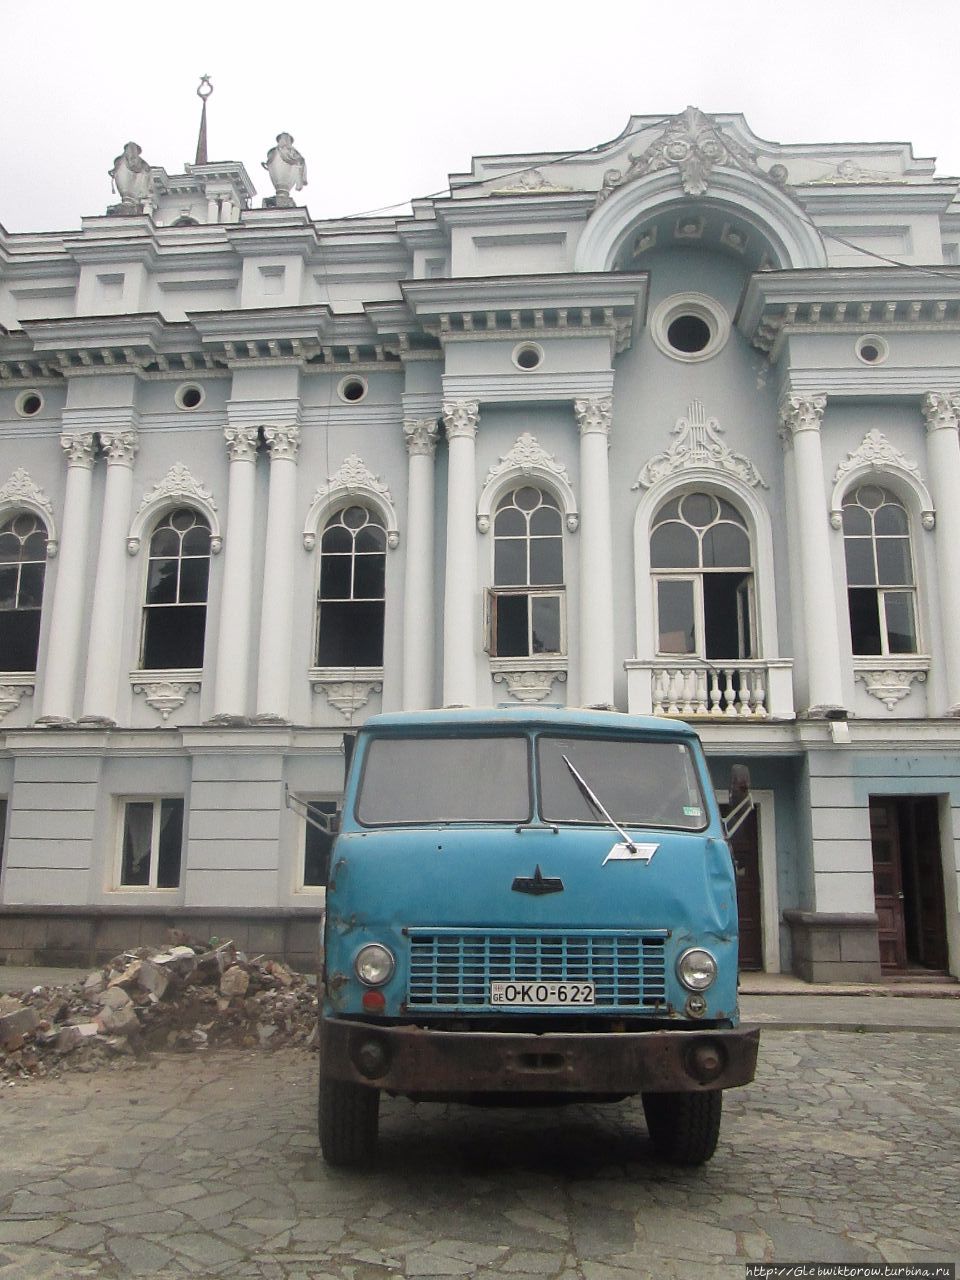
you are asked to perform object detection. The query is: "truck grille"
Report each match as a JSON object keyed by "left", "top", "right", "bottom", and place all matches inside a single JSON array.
[{"left": 406, "top": 928, "right": 669, "bottom": 1010}]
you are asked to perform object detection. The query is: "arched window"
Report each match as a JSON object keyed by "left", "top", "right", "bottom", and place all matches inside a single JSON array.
[
  {"left": 317, "top": 505, "right": 386, "bottom": 667},
  {"left": 141, "top": 508, "right": 211, "bottom": 669},
  {"left": 650, "top": 491, "right": 754, "bottom": 658},
  {"left": 0, "top": 512, "right": 47, "bottom": 672},
  {"left": 842, "top": 484, "right": 917, "bottom": 655},
  {"left": 488, "top": 485, "right": 564, "bottom": 657}
]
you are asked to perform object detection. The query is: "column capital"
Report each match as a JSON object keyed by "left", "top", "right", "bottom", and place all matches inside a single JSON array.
[
  {"left": 404, "top": 418, "right": 440, "bottom": 457},
  {"left": 574, "top": 396, "right": 613, "bottom": 437},
  {"left": 224, "top": 424, "right": 261, "bottom": 461},
  {"left": 779, "top": 394, "right": 826, "bottom": 438},
  {"left": 99, "top": 429, "right": 139, "bottom": 465},
  {"left": 59, "top": 432, "right": 97, "bottom": 468},
  {"left": 441, "top": 400, "right": 479, "bottom": 441},
  {"left": 921, "top": 391, "right": 960, "bottom": 434},
  {"left": 263, "top": 423, "right": 301, "bottom": 461}
]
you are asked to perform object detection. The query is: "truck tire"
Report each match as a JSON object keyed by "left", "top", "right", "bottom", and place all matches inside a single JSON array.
[
  {"left": 641, "top": 1089, "right": 722, "bottom": 1166},
  {"left": 318, "top": 1070, "right": 380, "bottom": 1167}
]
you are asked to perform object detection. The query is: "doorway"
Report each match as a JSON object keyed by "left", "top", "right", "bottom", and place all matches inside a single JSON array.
[
  {"left": 721, "top": 801, "right": 763, "bottom": 970},
  {"left": 869, "top": 797, "right": 949, "bottom": 972}
]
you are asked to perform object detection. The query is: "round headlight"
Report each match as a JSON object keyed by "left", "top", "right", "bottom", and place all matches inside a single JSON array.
[
  {"left": 354, "top": 943, "right": 395, "bottom": 987},
  {"left": 677, "top": 948, "right": 717, "bottom": 992}
]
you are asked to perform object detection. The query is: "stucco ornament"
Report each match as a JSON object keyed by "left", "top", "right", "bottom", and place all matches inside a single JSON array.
[
  {"left": 303, "top": 456, "right": 399, "bottom": 550},
  {"left": 921, "top": 391, "right": 960, "bottom": 433},
  {"left": 478, "top": 433, "right": 579, "bottom": 532},
  {"left": 128, "top": 464, "right": 221, "bottom": 555},
  {"left": 312, "top": 677, "right": 383, "bottom": 720},
  {"left": 442, "top": 400, "right": 480, "bottom": 440},
  {"left": 856, "top": 667, "right": 926, "bottom": 711},
  {"left": 830, "top": 429, "right": 934, "bottom": 529},
  {"left": 0, "top": 684, "right": 32, "bottom": 721},
  {"left": 0, "top": 468, "right": 57, "bottom": 556},
  {"left": 633, "top": 400, "right": 767, "bottom": 490},
  {"left": 600, "top": 107, "right": 789, "bottom": 204},
  {"left": 133, "top": 679, "right": 200, "bottom": 721},
  {"left": 262, "top": 133, "right": 307, "bottom": 207},
  {"left": 108, "top": 142, "right": 153, "bottom": 213},
  {"left": 492, "top": 669, "right": 567, "bottom": 703}
]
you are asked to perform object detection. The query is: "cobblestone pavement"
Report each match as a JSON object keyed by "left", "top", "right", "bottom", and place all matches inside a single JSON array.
[{"left": 1, "top": 1029, "right": 958, "bottom": 1279}]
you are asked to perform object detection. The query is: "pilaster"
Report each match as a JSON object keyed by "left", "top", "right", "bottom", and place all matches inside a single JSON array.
[
  {"left": 441, "top": 400, "right": 479, "bottom": 708},
  {"left": 255, "top": 423, "right": 301, "bottom": 722},
  {"left": 211, "top": 425, "right": 261, "bottom": 723},
  {"left": 402, "top": 418, "right": 440, "bottom": 710},
  {"left": 921, "top": 391, "right": 960, "bottom": 714},
  {"left": 79, "top": 428, "right": 140, "bottom": 725},
  {"left": 779, "top": 394, "right": 845, "bottom": 717},
  {"left": 36, "top": 433, "right": 97, "bottom": 724},
  {"left": 575, "top": 396, "right": 615, "bottom": 709}
]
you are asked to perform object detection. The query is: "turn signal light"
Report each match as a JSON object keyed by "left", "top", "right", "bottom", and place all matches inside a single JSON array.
[{"left": 361, "top": 989, "right": 386, "bottom": 1013}]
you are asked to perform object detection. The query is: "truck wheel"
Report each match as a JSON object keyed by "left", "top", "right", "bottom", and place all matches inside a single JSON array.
[
  {"left": 641, "top": 1090, "right": 722, "bottom": 1166},
  {"left": 318, "top": 1070, "right": 380, "bottom": 1167}
]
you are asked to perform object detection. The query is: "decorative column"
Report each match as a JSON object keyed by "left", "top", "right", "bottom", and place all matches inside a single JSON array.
[
  {"left": 779, "top": 395, "right": 845, "bottom": 715},
  {"left": 441, "top": 401, "right": 479, "bottom": 707},
  {"left": 575, "top": 397, "right": 615, "bottom": 708},
  {"left": 255, "top": 424, "right": 301, "bottom": 722},
  {"left": 402, "top": 418, "right": 440, "bottom": 710},
  {"left": 922, "top": 392, "right": 960, "bottom": 713},
  {"left": 211, "top": 425, "right": 261, "bottom": 722},
  {"left": 37, "top": 433, "right": 97, "bottom": 724},
  {"left": 79, "top": 429, "right": 139, "bottom": 725}
]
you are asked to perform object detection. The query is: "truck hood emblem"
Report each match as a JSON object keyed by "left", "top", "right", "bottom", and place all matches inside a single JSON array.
[{"left": 512, "top": 865, "right": 564, "bottom": 895}]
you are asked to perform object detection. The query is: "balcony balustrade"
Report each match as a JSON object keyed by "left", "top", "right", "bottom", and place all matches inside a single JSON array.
[{"left": 624, "top": 659, "right": 795, "bottom": 720}]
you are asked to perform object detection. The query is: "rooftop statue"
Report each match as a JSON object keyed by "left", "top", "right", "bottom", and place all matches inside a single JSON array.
[
  {"left": 262, "top": 132, "right": 307, "bottom": 207},
  {"left": 108, "top": 141, "right": 153, "bottom": 214}
]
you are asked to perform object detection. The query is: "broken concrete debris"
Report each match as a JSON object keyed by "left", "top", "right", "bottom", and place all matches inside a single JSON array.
[{"left": 0, "top": 935, "right": 318, "bottom": 1082}]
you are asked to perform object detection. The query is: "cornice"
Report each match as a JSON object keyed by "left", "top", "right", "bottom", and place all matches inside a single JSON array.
[
  {"left": 799, "top": 184, "right": 957, "bottom": 217},
  {"left": 431, "top": 193, "right": 595, "bottom": 231},
  {"left": 401, "top": 271, "right": 647, "bottom": 314},
  {"left": 441, "top": 371, "right": 614, "bottom": 404}
]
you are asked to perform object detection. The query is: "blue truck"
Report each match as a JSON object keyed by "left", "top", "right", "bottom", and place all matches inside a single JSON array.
[{"left": 316, "top": 706, "right": 759, "bottom": 1167}]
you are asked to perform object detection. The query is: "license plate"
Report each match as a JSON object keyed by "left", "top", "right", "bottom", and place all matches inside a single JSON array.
[{"left": 490, "top": 981, "right": 595, "bottom": 1007}]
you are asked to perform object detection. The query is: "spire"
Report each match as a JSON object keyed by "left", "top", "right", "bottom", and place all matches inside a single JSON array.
[{"left": 195, "top": 75, "right": 213, "bottom": 165}]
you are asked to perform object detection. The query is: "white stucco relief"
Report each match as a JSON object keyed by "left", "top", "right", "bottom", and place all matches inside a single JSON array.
[
  {"left": 477, "top": 433, "right": 578, "bottom": 532},
  {"left": 0, "top": 468, "right": 58, "bottom": 556},
  {"left": 127, "top": 464, "right": 221, "bottom": 554},
  {"left": 830, "top": 429, "right": 934, "bottom": 529},
  {"left": 632, "top": 400, "right": 767, "bottom": 491},
  {"left": 303, "top": 455, "right": 399, "bottom": 551}
]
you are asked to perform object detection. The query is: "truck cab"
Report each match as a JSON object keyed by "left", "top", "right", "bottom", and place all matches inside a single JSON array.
[{"left": 318, "top": 706, "right": 759, "bottom": 1166}]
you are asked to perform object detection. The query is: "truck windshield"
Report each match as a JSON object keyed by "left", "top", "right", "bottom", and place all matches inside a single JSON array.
[
  {"left": 356, "top": 735, "right": 531, "bottom": 825},
  {"left": 537, "top": 735, "right": 707, "bottom": 831}
]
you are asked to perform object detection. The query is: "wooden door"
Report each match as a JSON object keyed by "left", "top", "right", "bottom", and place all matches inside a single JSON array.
[
  {"left": 901, "top": 798, "right": 948, "bottom": 971},
  {"left": 723, "top": 803, "right": 763, "bottom": 970},
  {"left": 870, "top": 799, "right": 907, "bottom": 970}
]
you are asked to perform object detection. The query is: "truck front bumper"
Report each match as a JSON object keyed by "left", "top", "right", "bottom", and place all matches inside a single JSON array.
[{"left": 320, "top": 1017, "right": 759, "bottom": 1096}]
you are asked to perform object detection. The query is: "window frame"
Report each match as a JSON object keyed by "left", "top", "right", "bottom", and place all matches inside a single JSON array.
[
  {"left": 487, "top": 485, "right": 567, "bottom": 660},
  {"left": 0, "top": 510, "right": 48, "bottom": 674},
  {"left": 315, "top": 504, "right": 387, "bottom": 670},
  {"left": 841, "top": 484, "right": 919, "bottom": 658},
  {"left": 138, "top": 506, "right": 212, "bottom": 672},
  {"left": 298, "top": 796, "right": 339, "bottom": 892},
  {"left": 116, "top": 796, "right": 185, "bottom": 891},
  {"left": 650, "top": 491, "right": 756, "bottom": 660}
]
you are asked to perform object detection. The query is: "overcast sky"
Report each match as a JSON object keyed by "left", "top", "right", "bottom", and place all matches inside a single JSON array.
[{"left": 2, "top": 0, "right": 959, "bottom": 234}]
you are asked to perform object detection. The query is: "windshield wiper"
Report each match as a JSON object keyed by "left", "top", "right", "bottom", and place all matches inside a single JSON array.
[{"left": 561, "top": 754, "right": 638, "bottom": 854}]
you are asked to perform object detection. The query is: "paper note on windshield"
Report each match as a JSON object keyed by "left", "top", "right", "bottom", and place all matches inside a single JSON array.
[{"left": 603, "top": 841, "right": 659, "bottom": 865}]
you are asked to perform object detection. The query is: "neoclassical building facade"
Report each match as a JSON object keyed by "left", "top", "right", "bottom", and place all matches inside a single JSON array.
[{"left": 1, "top": 108, "right": 959, "bottom": 979}]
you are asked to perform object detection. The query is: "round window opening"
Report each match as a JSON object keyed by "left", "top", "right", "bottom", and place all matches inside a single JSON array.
[
  {"left": 512, "top": 342, "right": 543, "bottom": 371},
  {"left": 338, "top": 376, "right": 368, "bottom": 404},
  {"left": 16, "top": 391, "right": 43, "bottom": 417},
  {"left": 176, "top": 384, "right": 204, "bottom": 410},
  {"left": 666, "top": 314, "right": 712, "bottom": 354},
  {"left": 856, "top": 334, "right": 888, "bottom": 365},
  {"left": 651, "top": 293, "right": 730, "bottom": 363}
]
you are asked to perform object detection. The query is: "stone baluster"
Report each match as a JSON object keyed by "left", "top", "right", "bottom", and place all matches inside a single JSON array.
[
  {"left": 79, "top": 429, "right": 139, "bottom": 724},
  {"left": 779, "top": 395, "right": 845, "bottom": 716},
  {"left": 255, "top": 424, "right": 301, "bottom": 722},
  {"left": 402, "top": 418, "right": 440, "bottom": 710},
  {"left": 922, "top": 392, "right": 960, "bottom": 714},
  {"left": 441, "top": 401, "right": 479, "bottom": 708},
  {"left": 37, "top": 433, "right": 98, "bottom": 724},
  {"left": 574, "top": 397, "right": 615, "bottom": 709},
  {"left": 211, "top": 425, "right": 261, "bottom": 722}
]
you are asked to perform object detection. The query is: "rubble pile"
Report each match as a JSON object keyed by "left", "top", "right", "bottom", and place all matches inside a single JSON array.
[{"left": 0, "top": 936, "right": 318, "bottom": 1083}]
